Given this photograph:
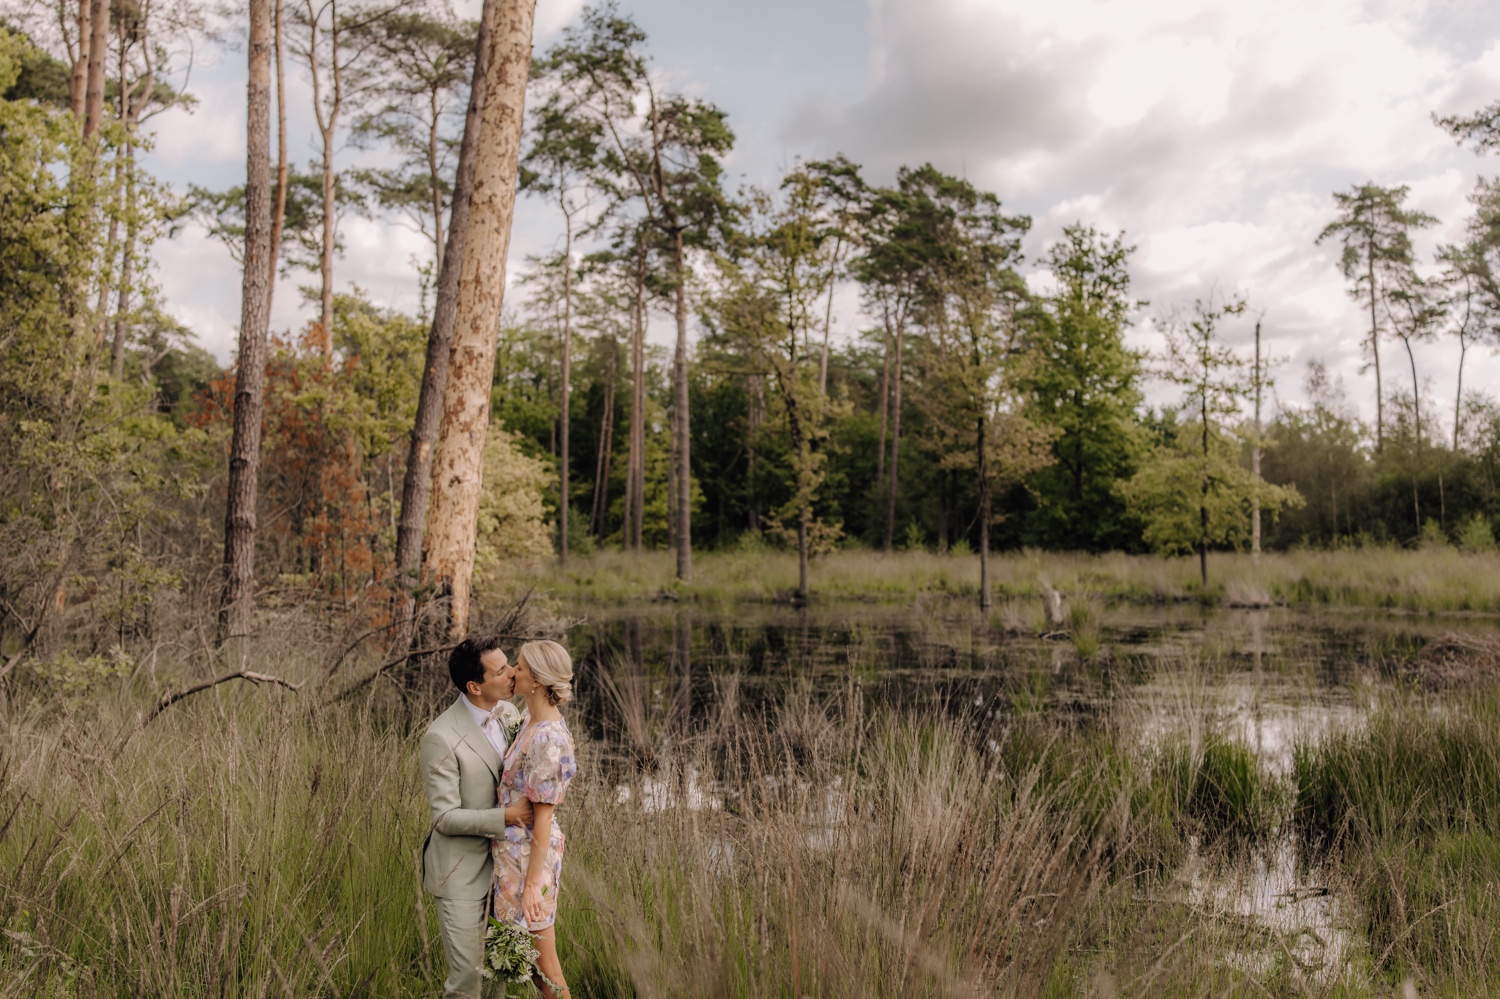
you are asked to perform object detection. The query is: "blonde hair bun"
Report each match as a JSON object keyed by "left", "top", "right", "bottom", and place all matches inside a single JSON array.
[{"left": 519, "top": 640, "right": 574, "bottom": 705}]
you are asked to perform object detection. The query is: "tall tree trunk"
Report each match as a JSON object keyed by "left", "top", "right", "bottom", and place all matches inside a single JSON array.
[
  {"left": 818, "top": 240, "right": 841, "bottom": 396},
  {"left": 884, "top": 316, "right": 904, "bottom": 552},
  {"left": 559, "top": 220, "right": 572, "bottom": 564},
  {"left": 628, "top": 235, "right": 647, "bottom": 551},
  {"left": 428, "top": 89, "right": 445, "bottom": 274},
  {"left": 1367, "top": 248, "right": 1383, "bottom": 451},
  {"left": 1455, "top": 337, "right": 1467, "bottom": 452},
  {"left": 219, "top": 0, "right": 274, "bottom": 649},
  {"left": 591, "top": 341, "right": 616, "bottom": 538},
  {"left": 110, "top": 144, "right": 138, "bottom": 378},
  {"left": 672, "top": 228, "right": 692, "bottom": 581},
  {"left": 318, "top": 129, "right": 336, "bottom": 350},
  {"left": 269, "top": 0, "right": 288, "bottom": 305},
  {"left": 978, "top": 414, "right": 990, "bottom": 611},
  {"left": 1251, "top": 319, "right": 1262, "bottom": 561},
  {"left": 391, "top": 0, "right": 496, "bottom": 652},
  {"left": 747, "top": 373, "right": 762, "bottom": 533},
  {"left": 70, "top": 0, "right": 91, "bottom": 117},
  {"left": 1200, "top": 382, "right": 1210, "bottom": 589},
  {"left": 876, "top": 309, "right": 890, "bottom": 485},
  {"left": 82, "top": 0, "right": 108, "bottom": 139},
  {"left": 425, "top": 0, "right": 537, "bottom": 640},
  {"left": 1405, "top": 336, "right": 1422, "bottom": 530},
  {"left": 796, "top": 502, "right": 810, "bottom": 607}
]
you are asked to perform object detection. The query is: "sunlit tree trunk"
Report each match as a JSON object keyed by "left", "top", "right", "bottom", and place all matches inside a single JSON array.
[
  {"left": 269, "top": 0, "right": 288, "bottom": 306},
  {"left": 219, "top": 0, "right": 274, "bottom": 650},
  {"left": 82, "top": 0, "right": 108, "bottom": 139},
  {"left": 392, "top": 0, "right": 495, "bottom": 651},
  {"left": 425, "top": 0, "right": 537, "bottom": 640},
  {"left": 69, "top": 0, "right": 91, "bottom": 118}
]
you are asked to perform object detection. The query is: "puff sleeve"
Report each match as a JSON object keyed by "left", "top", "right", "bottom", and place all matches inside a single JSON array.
[{"left": 522, "top": 724, "right": 577, "bottom": 805}]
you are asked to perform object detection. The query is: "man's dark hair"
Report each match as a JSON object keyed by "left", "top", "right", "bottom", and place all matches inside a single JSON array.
[{"left": 448, "top": 635, "right": 506, "bottom": 693}]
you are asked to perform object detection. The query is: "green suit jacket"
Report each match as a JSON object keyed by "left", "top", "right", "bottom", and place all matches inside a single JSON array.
[{"left": 420, "top": 695, "right": 522, "bottom": 900}]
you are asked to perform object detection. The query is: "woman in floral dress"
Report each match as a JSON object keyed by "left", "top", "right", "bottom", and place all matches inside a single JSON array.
[{"left": 493, "top": 640, "right": 577, "bottom": 998}]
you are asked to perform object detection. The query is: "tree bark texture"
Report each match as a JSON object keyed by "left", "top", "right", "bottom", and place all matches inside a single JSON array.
[
  {"left": 69, "top": 0, "right": 91, "bottom": 117},
  {"left": 425, "top": 0, "right": 537, "bottom": 640},
  {"left": 219, "top": 0, "right": 275, "bottom": 647},
  {"left": 83, "top": 0, "right": 108, "bottom": 139},
  {"left": 391, "top": 0, "right": 496, "bottom": 651}
]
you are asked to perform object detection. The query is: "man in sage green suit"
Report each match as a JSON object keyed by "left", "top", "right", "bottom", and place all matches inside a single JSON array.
[{"left": 421, "top": 636, "right": 527, "bottom": 999}]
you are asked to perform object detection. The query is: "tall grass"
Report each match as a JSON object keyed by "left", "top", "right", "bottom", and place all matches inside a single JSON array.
[
  {"left": 0, "top": 613, "right": 1365, "bottom": 998},
  {"left": 1293, "top": 685, "right": 1500, "bottom": 990}
]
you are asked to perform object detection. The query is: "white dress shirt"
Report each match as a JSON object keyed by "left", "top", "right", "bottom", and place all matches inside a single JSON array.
[{"left": 462, "top": 695, "right": 509, "bottom": 760}]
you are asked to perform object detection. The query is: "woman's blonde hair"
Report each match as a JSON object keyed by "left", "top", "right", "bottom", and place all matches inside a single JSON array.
[{"left": 517, "top": 640, "right": 574, "bottom": 705}]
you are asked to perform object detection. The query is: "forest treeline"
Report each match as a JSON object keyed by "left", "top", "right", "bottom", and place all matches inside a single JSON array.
[{"left": 5, "top": 0, "right": 1500, "bottom": 659}]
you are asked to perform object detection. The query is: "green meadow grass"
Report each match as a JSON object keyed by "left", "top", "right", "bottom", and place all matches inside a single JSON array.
[{"left": 504, "top": 547, "right": 1500, "bottom": 617}]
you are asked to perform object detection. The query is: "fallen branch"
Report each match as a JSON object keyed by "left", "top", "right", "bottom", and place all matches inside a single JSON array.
[
  {"left": 143, "top": 670, "right": 304, "bottom": 726},
  {"left": 328, "top": 644, "right": 460, "bottom": 703}
]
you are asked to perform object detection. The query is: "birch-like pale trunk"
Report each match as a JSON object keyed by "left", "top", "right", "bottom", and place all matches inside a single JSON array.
[
  {"left": 219, "top": 0, "right": 275, "bottom": 649},
  {"left": 390, "top": 0, "right": 495, "bottom": 652},
  {"left": 424, "top": 0, "right": 537, "bottom": 640}
]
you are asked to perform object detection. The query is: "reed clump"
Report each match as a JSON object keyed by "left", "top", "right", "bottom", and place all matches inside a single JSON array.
[{"left": 1292, "top": 684, "right": 1500, "bottom": 990}]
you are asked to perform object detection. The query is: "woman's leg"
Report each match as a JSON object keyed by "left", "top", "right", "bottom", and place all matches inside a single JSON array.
[{"left": 530, "top": 924, "right": 569, "bottom": 998}]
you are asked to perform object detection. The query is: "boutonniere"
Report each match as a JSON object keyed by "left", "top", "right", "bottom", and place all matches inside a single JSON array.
[{"left": 500, "top": 704, "right": 524, "bottom": 744}]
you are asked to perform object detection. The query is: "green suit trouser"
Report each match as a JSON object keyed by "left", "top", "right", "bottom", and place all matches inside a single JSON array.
[{"left": 436, "top": 895, "right": 489, "bottom": 999}]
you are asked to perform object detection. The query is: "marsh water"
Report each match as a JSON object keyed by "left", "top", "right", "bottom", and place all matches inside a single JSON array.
[{"left": 564, "top": 597, "right": 1496, "bottom": 981}]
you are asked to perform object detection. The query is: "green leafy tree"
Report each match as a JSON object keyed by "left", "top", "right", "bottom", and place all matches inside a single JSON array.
[
  {"left": 538, "top": 2, "right": 736, "bottom": 581},
  {"left": 1123, "top": 296, "right": 1300, "bottom": 585},
  {"left": 707, "top": 170, "right": 845, "bottom": 604},
  {"left": 1017, "top": 224, "right": 1147, "bottom": 551}
]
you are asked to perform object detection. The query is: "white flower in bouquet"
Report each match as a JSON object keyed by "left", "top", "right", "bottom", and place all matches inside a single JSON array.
[{"left": 482, "top": 917, "right": 539, "bottom": 986}]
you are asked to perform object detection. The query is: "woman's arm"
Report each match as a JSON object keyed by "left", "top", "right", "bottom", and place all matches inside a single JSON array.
[{"left": 522, "top": 802, "right": 555, "bottom": 925}]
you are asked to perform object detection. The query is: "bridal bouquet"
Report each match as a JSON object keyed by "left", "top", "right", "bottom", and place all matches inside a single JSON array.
[{"left": 481, "top": 917, "right": 539, "bottom": 986}]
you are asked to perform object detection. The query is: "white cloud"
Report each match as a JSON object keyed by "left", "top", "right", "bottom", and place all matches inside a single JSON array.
[{"left": 775, "top": 0, "right": 1500, "bottom": 424}]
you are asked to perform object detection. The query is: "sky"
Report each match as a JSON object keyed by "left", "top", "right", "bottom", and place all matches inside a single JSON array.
[{"left": 134, "top": 0, "right": 1500, "bottom": 425}]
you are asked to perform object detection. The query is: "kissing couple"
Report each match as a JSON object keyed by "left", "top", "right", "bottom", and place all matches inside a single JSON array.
[{"left": 420, "top": 636, "right": 578, "bottom": 998}]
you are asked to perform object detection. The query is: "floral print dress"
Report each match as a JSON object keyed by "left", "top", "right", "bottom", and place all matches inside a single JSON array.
[{"left": 492, "top": 712, "right": 577, "bottom": 930}]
